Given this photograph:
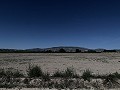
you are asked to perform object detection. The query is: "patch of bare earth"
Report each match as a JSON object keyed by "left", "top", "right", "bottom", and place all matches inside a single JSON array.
[{"left": 0, "top": 53, "right": 120, "bottom": 75}]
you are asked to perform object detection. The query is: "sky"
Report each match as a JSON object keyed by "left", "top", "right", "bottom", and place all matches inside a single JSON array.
[{"left": 0, "top": 0, "right": 120, "bottom": 49}]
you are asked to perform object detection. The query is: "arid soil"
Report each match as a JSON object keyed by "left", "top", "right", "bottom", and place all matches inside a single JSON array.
[
  {"left": 0, "top": 88, "right": 120, "bottom": 90},
  {"left": 0, "top": 53, "right": 120, "bottom": 75}
]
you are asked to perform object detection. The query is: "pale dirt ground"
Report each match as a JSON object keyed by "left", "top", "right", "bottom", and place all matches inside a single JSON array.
[
  {"left": 0, "top": 88, "right": 120, "bottom": 90},
  {"left": 0, "top": 53, "right": 120, "bottom": 75}
]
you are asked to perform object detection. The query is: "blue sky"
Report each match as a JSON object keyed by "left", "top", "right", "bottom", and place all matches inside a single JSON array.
[{"left": 0, "top": 0, "right": 120, "bottom": 49}]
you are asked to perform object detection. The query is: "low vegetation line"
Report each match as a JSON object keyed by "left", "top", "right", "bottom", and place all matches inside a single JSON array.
[{"left": 0, "top": 65, "right": 120, "bottom": 89}]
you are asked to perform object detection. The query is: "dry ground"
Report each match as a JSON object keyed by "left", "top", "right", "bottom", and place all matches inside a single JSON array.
[
  {"left": 0, "top": 53, "right": 120, "bottom": 75},
  {"left": 0, "top": 88, "right": 120, "bottom": 90}
]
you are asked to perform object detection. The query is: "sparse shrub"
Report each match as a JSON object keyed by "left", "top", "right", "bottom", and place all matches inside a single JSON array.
[
  {"left": 0, "top": 69, "right": 6, "bottom": 78},
  {"left": 0, "top": 83, "right": 17, "bottom": 88},
  {"left": 52, "top": 70, "right": 64, "bottom": 77},
  {"left": 91, "top": 80, "right": 103, "bottom": 89},
  {"left": 62, "top": 79, "right": 70, "bottom": 88},
  {"left": 113, "top": 72, "right": 120, "bottom": 79},
  {"left": 52, "top": 67, "right": 79, "bottom": 78},
  {"left": 103, "top": 73, "right": 120, "bottom": 88},
  {"left": 0, "top": 68, "right": 24, "bottom": 78},
  {"left": 94, "top": 74, "right": 106, "bottom": 79},
  {"left": 12, "top": 70, "right": 24, "bottom": 78},
  {"left": 27, "top": 65, "right": 43, "bottom": 78},
  {"left": 42, "top": 72, "right": 50, "bottom": 81},
  {"left": 5, "top": 70, "right": 13, "bottom": 77},
  {"left": 23, "top": 78, "right": 29, "bottom": 84},
  {"left": 2, "top": 66, "right": 120, "bottom": 89},
  {"left": 81, "top": 69, "right": 92, "bottom": 82},
  {"left": 63, "top": 67, "right": 77, "bottom": 78}
]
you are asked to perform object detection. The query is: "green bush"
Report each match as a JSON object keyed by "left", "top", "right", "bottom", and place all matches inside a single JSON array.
[
  {"left": 23, "top": 78, "right": 30, "bottom": 84},
  {"left": 27, "top": 65, "right": 43, "bottom": 78},
  {"left": 52, "top": 67, "right": 79, "bottom": 78},
  {"left": 12, "top": 70, "right": 24, "bottom": 78},
  {"left": 52, "top": 70, "right": 64, "bottom": 77},
  {"left": 64, "top": 67, "right": 76, "bottom": 78},
  {"left": 103, "top": 73, "right": 120, "bottom": 88},
  {"left": 81, "top": 69, "right": 92, "bottom": 82},
  {"left": 42, "top": 72, "right": 50, "bottom": 81},
  {"left": 0, "top": 69, "right": 6, "bottom": 78},
  {"left": 113, "top": 72, "right": 120, "bottom": 79}
]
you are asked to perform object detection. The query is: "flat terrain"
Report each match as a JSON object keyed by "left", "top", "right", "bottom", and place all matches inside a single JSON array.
[
  {"left": 0, "top": 53, "right": 120, "bottom": 75},
  {"left": 0, "top": 88, "right": 119, "bottom": 90}
]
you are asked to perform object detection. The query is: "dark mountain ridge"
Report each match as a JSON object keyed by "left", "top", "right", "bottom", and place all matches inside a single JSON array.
[{"left": 0, "top": 46, "right": 119, "bottom": 53}]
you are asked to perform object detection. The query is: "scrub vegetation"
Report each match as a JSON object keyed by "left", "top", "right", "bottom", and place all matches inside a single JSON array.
[{"left": 0, "top": 65, "right": 120, "bottom": 89}]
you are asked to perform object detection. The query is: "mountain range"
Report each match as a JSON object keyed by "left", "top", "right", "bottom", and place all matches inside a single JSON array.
[{"left": 0, "top": 46, "right": 119, "bottom": 53}]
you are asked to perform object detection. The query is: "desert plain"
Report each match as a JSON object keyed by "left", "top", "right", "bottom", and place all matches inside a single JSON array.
[
  {"left": 0, "top": 53, "right": 120, "bottom": 90},
  {"left": 0, "top": 53, "right": 120, "bottom": 75}
]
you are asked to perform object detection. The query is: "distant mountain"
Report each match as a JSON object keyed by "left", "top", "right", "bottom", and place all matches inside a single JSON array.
[
  {"left": 26, "top": 48, "right": 43, "bottom": 52},
  {"left": 0, "top": 49, "right": 17, "bottom": 52},
  {"left": 94, "top": 48, "right": 106, "bottom": 52},
  {"left": 0, "top": 46, "right": 118, "bottom": 53},
  {"left": 44, "top": 46, "right": 89, "bottom": 52}
]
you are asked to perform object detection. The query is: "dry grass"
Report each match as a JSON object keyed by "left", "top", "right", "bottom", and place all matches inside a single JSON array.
[
  {"left": 0, "top": 53, "right": 120, "bottom": 89},
  {"left": 0, "top": 53, "right": 120, "bottom": 75}
]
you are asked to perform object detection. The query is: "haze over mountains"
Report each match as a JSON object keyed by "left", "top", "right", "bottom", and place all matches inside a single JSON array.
[
  {"left": 0, "top": 46, "right": 119, "bottom": 53},
  {"left": 26, "top": 46, "right": 89, "bottom": 52}
]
